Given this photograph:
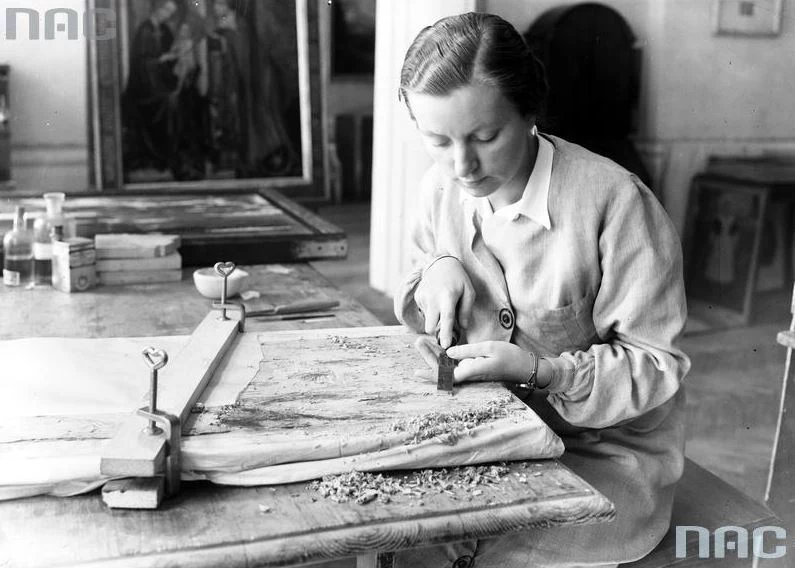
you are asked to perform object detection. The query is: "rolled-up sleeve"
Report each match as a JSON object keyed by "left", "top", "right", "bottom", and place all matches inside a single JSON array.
[{"left": 545, "top": 178, "right": 691, "bottom": 429}]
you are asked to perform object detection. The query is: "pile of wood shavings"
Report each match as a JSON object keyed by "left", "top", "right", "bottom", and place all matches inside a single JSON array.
[
  {"left": 328, "top": 335, "right": 383, "bottom": 355},
  {"left": 309, "top": 463, "right": 512, "bottom": 505},
  {"left": 390, "top": 397, "right": 513, "bottom": 445}
]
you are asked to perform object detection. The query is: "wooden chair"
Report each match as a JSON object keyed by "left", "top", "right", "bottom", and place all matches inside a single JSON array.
[{"left": 623, "top": 284, "right": 795, "bottom": 567}]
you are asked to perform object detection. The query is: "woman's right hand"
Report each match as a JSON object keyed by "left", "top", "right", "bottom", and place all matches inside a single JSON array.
[{"left": 414, "top": 256, "right": 475, "bottom": 348}]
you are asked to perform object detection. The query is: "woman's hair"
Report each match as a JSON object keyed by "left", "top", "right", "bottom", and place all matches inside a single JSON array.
[{"left": 399, "top": 12, "right": 548, "bottom": 120}]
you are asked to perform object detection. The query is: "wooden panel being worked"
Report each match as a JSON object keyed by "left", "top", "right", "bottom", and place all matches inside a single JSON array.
[{"left": 1, "top": 327, "right": 564, "bottom": 499}]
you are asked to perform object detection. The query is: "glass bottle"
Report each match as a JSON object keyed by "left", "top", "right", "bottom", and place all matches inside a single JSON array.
[
  {"left": 43, "top": 192, "right": 66, "bottom": 240},
  {"left": 32, "top": 214, "right": 52, "bottom": 285},
  {"left": 3, "top": 206, "right": 33, "bottom": 287}
]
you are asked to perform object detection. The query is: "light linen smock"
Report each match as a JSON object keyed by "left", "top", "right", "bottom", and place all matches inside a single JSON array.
[{"left": 394, "top": 134, "right": 690, "bottom": 567}]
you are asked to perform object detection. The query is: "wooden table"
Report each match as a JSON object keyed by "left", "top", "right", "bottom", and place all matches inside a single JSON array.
[
  {"left": 0, "top": 263, "right": 380, "bottom": 339},
  {"left": 0, "top": 264, "right": 615, "bottom": 568}
]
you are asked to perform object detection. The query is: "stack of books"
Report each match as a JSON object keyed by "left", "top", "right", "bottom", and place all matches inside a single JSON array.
[{"left": 94, "top": 234, "right": 182, "bottom": 286}]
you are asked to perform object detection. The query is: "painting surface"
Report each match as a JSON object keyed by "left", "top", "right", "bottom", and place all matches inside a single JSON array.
[{"left": 121, "top": 0, "right": 303, "bottom": 183}]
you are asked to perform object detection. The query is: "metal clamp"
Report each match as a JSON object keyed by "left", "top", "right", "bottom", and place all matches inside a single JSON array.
[
  {"left": 138, "top": 346, "right": 180, "bottom": 497},
  {"left": 211, "top": 261, "right": 246, "bottom": 332}
]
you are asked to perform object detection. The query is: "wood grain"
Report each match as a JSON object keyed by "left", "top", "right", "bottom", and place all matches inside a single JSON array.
[
  {"left": 0, "top": 461, "right": 613, "bottom": 568},
  {"left": 0, "top": 263, "right": 381, "bottom": 340}
]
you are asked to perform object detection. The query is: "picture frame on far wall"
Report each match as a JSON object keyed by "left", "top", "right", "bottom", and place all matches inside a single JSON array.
[
  {"left": 87, "top": 0, "right": 328, "bottom": 201},
  {"left": 714, "top": 0, "right": 783, "bottom": 37}
]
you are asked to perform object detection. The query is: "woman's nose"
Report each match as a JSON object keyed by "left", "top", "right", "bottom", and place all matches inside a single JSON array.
[{"left": 453, "top": 144, "right": 478, "bottom": 179}]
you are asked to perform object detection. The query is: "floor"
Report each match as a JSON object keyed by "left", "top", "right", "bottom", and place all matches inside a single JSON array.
[{"left": 312, "top": 202, "right": 791, "bottom": 512}]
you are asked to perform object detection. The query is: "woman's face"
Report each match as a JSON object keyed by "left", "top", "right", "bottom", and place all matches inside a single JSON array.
[{"left": 409, "top": 82, "right": 532, "bottom": 205}]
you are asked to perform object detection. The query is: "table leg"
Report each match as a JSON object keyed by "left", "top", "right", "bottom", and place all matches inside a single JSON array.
[{"left": 356, "top": 552, "right": 394, "bottom": 568}]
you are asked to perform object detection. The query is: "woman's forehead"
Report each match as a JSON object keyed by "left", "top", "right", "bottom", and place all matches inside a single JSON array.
[{"left": 410, "top": 83, "right": 517, "bottom": 134}]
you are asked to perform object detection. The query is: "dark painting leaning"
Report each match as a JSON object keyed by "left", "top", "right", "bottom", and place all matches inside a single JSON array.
[{"left": 121, "top": 0, "right": 303, "bottom": 183}]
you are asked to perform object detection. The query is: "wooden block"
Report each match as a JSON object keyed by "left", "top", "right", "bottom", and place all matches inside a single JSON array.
[
  {"left": 96, "top": 252, "right": 182, "bottom": 272},
  {"left": 101, "top": 477, "right": 164, "bottom": 509},
  {"left": 95, "top": 234, "right": 181, "bottom": 259},
  {"left": 98, "top": 269, "right": 182, "bottom": 286},
  {"left": 100, "top": 312, "right": 240, "bottom": 480}
]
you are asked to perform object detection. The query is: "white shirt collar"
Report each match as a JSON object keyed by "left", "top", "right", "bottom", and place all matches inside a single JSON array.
[{"left": 458, "top": 128, "right": 553, "bottom": 230}]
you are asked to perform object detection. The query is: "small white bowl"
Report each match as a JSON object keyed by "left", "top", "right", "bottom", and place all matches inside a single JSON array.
[{"left": 192, "top": 267, "right": 249, "bottom": 299}]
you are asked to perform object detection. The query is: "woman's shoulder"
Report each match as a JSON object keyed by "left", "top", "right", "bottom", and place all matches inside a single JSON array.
[{"left": 546, "top": 135, "right": 650, "bottom": 204}]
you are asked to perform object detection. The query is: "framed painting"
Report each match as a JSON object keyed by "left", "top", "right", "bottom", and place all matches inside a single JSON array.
[
  {"left": 684, "top": 176, "right": 769, "bottom": 325},
  {"left": 714, "top": 0, "right": 783, "bottom": 37},
  {"left": 87, "top": 0, "right": 328, "bottom": 201}
]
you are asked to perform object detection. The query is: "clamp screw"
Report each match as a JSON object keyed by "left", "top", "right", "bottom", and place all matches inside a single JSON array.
[
  {"left": 142, "top": 347, "right": 168, "bottom": 435},
  {"left": 214, "top": 261, "right": 236, "bottom": 320}
]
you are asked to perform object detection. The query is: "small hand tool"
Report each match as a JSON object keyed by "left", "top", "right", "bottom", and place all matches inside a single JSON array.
[
  {"left": 247, "top": 299, "right": 340, "bottom": 317},
  {"left": 436, "top": 327, "right": 460, "bottom": 394}
]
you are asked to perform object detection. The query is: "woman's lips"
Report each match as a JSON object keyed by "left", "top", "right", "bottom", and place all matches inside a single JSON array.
[{"left": 459, "top": 177, "right": 487, "bottom": 188}]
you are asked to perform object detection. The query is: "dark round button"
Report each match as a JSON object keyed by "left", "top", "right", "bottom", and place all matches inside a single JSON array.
[
  {"left": 499, "top": 308, "right": 514, "bottom": 329},
  {"left": 452, "top": 555, "right": 474, "bottom": 568}
]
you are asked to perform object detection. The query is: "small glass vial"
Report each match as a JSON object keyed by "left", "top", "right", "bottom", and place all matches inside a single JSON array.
[
  {"left": 43, "top": 192, "right": 66, "bottom": 240},
  {"left": 3, "top": 206, "right": 33, "bottom": 287},
  {"left": 32, "top": 215, "right": 53, "bottom": 285}
]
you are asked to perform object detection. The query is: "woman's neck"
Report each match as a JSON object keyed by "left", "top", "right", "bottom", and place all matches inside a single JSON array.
[{"left": 489, "top": 133, "right": 538, "bottom": 211}]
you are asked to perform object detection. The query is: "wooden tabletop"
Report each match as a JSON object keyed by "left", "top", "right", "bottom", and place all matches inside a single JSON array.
[
  {"left": 0, "top": 264, "right": 615, "bottom": 567},
  {"left": 0, "top": 263, "right": 381, "bottom": 339}
]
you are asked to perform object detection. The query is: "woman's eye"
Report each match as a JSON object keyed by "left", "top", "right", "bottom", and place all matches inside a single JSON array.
[
  {"left": 429, "top": 138, "right": 450, "bottom": 148},
  {"left": 475, "top": 131, "right": 498, "bottom": 143}
]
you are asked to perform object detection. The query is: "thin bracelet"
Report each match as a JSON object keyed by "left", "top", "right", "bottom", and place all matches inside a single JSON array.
[
  {"left": 421, "top": 254, "right": 458, "bottom": 278},
  {"left": 518, "top": 352, "right": 539, "bottom": 391}
]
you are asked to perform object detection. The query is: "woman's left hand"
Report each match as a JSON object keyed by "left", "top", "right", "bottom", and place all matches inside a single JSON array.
[{"left": 447, "top": 341, "right": 549, "bottom": 387}]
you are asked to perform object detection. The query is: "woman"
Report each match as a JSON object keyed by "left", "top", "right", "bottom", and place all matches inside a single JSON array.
[{"left": 394, "top": 13, "right": 689, "bottom": 568}]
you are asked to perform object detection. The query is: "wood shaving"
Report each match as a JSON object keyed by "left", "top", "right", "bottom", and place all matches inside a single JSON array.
[
  {"left": 309, "top": 464, "right": 513, "bottom": 505},
  {"left": 389, "top": 398, "right": 512, "bottom": 445}
]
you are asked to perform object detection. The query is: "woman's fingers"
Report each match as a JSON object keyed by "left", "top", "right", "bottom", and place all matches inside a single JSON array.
[
  {"left": 414, "top": 336, "right": 443, "bottom": 371},
  {"left": 422, "top": 303, "right": 440, "bottom": 336},
  {"left": 454, "top": 356, "right": 494, "bottom": 382},
  {"left": 437, "top": 296, "right": 458, "bottom": 348},
  {"left": 458, "top": 284, "right": 476, "bottom": 329},
  {"left": 446, "top": 341, "right": 494, "bottom": 360}
]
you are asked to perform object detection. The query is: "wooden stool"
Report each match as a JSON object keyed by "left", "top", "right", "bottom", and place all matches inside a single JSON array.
[{"left": 623, "top": 284, "right": 795, "bottom": 566}]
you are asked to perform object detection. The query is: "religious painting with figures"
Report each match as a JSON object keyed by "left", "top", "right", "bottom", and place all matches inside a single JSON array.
[
  {"left": 121, "top": 0, "right": 302, "bottom": 182},
  {"left": 89, "top": 0, "right": 325, "bottom": 196}
]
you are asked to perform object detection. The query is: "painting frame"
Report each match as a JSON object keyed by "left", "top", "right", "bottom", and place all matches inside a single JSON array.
[
  {"left": 683, "top": 175, "right": 769, "bottom": 326},
  {"left": 87, "top": 0, "right": 329, "bottom": 201},
  {"left": 713, "top": 0, "right": 783, "bottom": 37}
]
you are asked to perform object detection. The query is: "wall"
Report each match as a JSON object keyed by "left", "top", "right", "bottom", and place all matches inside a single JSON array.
[
  {"left": 485, "top": 0, "right": 795, "bottom": 233},
  {"left": 0, "top": 0, "right": 89, "bottom": 193}
]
